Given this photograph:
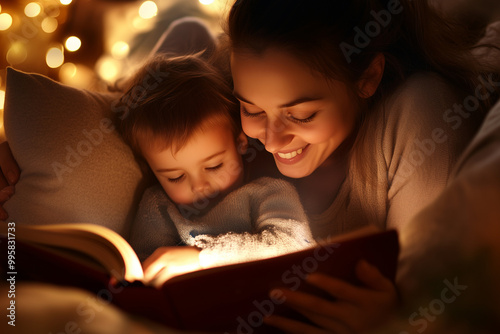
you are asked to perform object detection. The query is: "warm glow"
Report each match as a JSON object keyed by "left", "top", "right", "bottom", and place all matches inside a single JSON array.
[
  {"left": 6, "top": 43, "right": 28, "bottom": 65},
  {"left": 60, "top": 0, "right": 72, "bottom": 5},
  {"left": 65, "top": 36, "right": 81, "bottom": 52},
  {"left": 25, "top": 2, "right": 42, "bottom": 17},
  {"left": 199, "top": 0, "right": 215, "bottom": 5},
  {"left": 111, "top": 41, "right": 129, "bottom": 59},
  {"left": 46, "top": 46, "right": 64, "bottom": 68},
  {"left": 0, "top": 13, "right": 13, "bottom": 31},
  {"left": 41, "top": 16, "right": 58, "bottom": 33},
  {"left": 138, "top": 1, "right": 157, "bottom": 19},
  {"left": 96, "top": 56, "right": 120, "bottom": 82},
  {"left": 59, "top": 64, "right": 94, "bottom": 89},
  {"left": 0, "top": 90, "right": 5, "bottom": 110},
  {"left": 59, "top": 62, "right": 77, "bottom": 80}
]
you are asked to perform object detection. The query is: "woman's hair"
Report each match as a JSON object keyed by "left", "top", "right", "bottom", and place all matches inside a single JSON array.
[
  {"left": 118, "top": 54, "right": 240, "bottom": 164},
  {"left": 226, "top": 0, "right": 497, "bottom": 104}
]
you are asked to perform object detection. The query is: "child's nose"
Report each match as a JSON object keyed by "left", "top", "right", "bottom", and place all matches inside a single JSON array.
[{"left": 191, "top": 177, "right": 212, "bottom": 195}]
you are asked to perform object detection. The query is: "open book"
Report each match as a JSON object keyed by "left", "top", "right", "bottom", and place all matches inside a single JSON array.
[{"left": 0, "top": 222, "right": 399, "bottom": 333}]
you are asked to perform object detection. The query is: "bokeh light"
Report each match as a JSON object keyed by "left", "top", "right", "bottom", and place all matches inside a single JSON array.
[
  {"left": 59, "top": 63, "right": 94, "bottom": 89},
  {"left": 111, "top": 41, "right": 130, "bottom": 59},
  {"left": 0, "top": 90, "right": 5, "bottom": 110},
  {"left": 46, "top": 46, "right": 64, "bottom": 68},
  {"left": 96, "top": 56, "right": 120, "bottom": 82},
  {"left": 139, "top": 1, "right": 157, "bottom": 19},
  {"left": 6, "top": 43, "right": 28, "bottom": 65},
  {"left": 65, "top": 36, "right": 81, "bottom": 52},
  {"left": 42, "top": 16, "right": 58, "bottom": 33},
  {"left": 199, "top": 0, "right": 215, "bottom": 5},
  {"left": 60, "top": 0, "right": 72, "bottom": 5},
  {"left": 59, "top": 62, "right": 77, "bottom": 80},
  {"left": 0, "top": 13, "right": 13, "bottom": 31},
  {"left": 25, "top": 2, "right": 43, "bottom": 17}
]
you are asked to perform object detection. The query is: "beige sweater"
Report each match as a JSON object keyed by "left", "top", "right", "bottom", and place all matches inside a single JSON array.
[{"left": 308, "top": 72, "right": 482, "bottom": 240}]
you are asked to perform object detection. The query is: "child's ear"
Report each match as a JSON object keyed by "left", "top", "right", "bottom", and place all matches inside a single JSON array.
[
  {"left": 236, "top": 132, "right": 248, "bottom": 154},
  {"left": 356, "top": 53, "right": 385, "bottom": 99}
]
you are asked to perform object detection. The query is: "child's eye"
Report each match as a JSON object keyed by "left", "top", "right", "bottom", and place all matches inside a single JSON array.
[
  {"left": 241, "top": 105, "right": 264, "bottom": 118},
  {"left": 206, "top": 163, "right": 223, "bottom": 171},
  {"left": 167, "top": 175, "right": 184, "bottom": 183}
]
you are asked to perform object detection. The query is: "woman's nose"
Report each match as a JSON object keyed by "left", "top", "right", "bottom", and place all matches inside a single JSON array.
[{"left": 263, "top": 116, "right": 293, "bottom": 153}]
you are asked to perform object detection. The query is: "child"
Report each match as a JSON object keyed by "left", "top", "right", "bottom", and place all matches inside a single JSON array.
[{"left": 119, "top": 54, "right": 314, "bottom": 283}]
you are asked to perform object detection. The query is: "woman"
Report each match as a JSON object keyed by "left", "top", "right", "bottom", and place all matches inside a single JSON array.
[
  {"left": 0, "top": 0, "right": 498, "bottom": 332},
  {"left": 223, "top": 0, "right": 497, "bottom": 332}
]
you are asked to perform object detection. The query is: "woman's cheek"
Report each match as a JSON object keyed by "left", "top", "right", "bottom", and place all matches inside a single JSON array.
[{"left": 241, "top": 117, "right": 263, "bottom": 139}]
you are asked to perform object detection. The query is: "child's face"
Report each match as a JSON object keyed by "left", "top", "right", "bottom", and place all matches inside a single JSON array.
[{"left": 141, "top": 124, "right": 246, "bottom": 208}]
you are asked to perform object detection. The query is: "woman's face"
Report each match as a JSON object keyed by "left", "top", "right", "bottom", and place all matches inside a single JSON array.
[{"left": 231, "top": 48, "right": 361, "bottom": 178}]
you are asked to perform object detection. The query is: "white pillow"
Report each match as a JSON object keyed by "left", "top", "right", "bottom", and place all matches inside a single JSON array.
[{"left": 3, "top": 67, "right": 145, "bottom": 237}]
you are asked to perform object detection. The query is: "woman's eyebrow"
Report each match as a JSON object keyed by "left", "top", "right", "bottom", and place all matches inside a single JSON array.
[{"left": 233, "top": 91, "right": 322, "bottom": 108}]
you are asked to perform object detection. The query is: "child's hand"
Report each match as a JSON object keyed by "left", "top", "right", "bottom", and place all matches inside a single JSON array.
[
  {"left": 143, "top": 246, "right": 202, "bottom": 287},
  {"left": 264, "top": 260, "right": 398, "bottom": 333}
]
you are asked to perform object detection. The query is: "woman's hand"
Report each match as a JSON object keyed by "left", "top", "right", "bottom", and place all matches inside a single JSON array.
[
  {"left": 0, "top": 142, "right": 20, "bottom": 220},
  {"left": 142, "top": 246, "right": 202, "bottom": 287},
  {"left": 264, "top": 260, "right": 398, "bottom": 334}
]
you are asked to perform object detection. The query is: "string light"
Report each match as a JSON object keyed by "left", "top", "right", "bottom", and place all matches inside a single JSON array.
[
  {"left": 0, "top": 90, "right": 5, "bottom": 111},
  {"left": 0, "top": 13, "right": 13, "bottom": 31},
  {"left": 41, "top": 16, "right": 58, "bottom": 33},
  {"left": 65, "top": 36, "right": 81, "bottom": 52},
  {"left": 25, "top": 2, "right": 43, "bottom": 17},
  {"left": 46, "top": 46, "right": 64, "bottom": 68},
  {"left": 111, "top": 41, "right": 129, "bottom": 59},
  {"left": 96, "top": 56, "right": 120, "bottom": 82},
  {"left": 60, "top": 62, "right": 77, "bottom": 80},
  {"left": 6, "top": 43, "right": 28, "bottom": 65},
  {"left": 138, "top": 1, "right": 157, "bottom": 19}
]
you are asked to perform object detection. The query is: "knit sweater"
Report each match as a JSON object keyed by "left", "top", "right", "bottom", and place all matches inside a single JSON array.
[
  {"left": 129, "top": 177, "right": 314, "bottom": 267},
  {"left": 308, "top": 72, "right": 483, "bottom": 240}
]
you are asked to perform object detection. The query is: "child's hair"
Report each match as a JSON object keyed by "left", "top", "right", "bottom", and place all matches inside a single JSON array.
[{"left": 118, "top": 54, "right": 241, "bottom": 168}]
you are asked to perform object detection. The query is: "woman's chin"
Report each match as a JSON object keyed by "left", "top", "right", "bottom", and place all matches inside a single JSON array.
[{"left": 275, "top": 163, "right": 314, "bottom": 179}]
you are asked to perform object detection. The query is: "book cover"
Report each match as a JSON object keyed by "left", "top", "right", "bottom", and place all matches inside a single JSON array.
[{"left": 0, "top": 222, "right": 399, "bottom": 333}]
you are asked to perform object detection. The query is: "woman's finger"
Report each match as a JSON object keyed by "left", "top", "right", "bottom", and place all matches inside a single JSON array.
[
  {"left": 304, "top": 273, "right": 365, "bottom": 302},
  {"left": 271, "top": 288, "right": 354, "bottom": 325},
  {"left": 355, "top": 260, "right": 394, "bottom": 292}
]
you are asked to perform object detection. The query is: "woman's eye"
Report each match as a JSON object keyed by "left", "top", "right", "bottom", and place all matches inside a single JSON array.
[
  {"left": 206, "top": 163, "right": 223, "bottom": 171},
  {"left": 241, "top": 105, "right": 264, "bottom": 118},
  {"left": 287, "top": 111, "right": 318, "bottom": 124},
  {"left": 167, "top": 175, "right": 184, "bottom": 183}
]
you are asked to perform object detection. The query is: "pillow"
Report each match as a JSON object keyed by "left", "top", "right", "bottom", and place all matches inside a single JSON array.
[
  {"left": 3, "top": 67, "right": 146, "bottom": 237},
  {"left": 396, "top": 98, "right": 500, "bottom": 326}
]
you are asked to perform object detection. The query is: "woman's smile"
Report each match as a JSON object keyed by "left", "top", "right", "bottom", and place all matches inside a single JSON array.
[{"left": 274, "top": 144, "right": 309, "bottom": 164}]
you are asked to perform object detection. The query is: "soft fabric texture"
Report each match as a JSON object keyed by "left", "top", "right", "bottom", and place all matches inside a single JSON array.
[
  {"left": 309, "top": 72, "right": 483, "bottom": 239},
  {"left": 3, "top": 67, "right": 146, "bottom": 237},
  {"left": 0, "top": 282, "right": 188, "bottom": 334},
  {"left": 130, "top": 177, "right": 314, "bottom": 267},
  {"left": 395, "top": 91, "right": 500, "bottom": 332}
]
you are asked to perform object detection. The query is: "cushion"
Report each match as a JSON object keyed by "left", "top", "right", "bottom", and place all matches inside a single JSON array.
[
  {"left": 3, "top": 67, "right": 146, "bottom": 237},
  {"left": 396, "top": 98, "right": 500, "bottom": 327}
]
